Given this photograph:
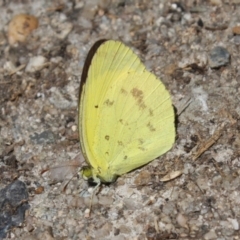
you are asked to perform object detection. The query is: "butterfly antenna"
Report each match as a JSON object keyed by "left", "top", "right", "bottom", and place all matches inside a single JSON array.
[{"left": 62, "top": 170, "right": 79, "bottom": 192}]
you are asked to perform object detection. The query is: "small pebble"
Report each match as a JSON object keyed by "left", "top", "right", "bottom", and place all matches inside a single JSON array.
[
  {"left": 8, "top": 14, "right": 38, "bottom": 45},
  {"left": 176, "top": 213, "right": 188, "bottom": 229},
  {"left": 204, "top": 230, "right": 218, "bottom": 239},
  {"left": 227, "top": 218, "right": 239, "bottom": 230},
  {"left": 232, "top": 35, "right": 240, "bottom": 45},
  {"left": 34, "top": 186, "right": 44, "bottom": 194},
  {"left": 55, "top": 22, "right": 73, "bottom": 39},
  {"left": 134, "top": 170, "right": 151, "bottom": 185},
  {"left": 210, "top": 0, "right": 222, "bottom": 5},
  {"left": 232, "top": 26, "right": 240, "bottom": 35},
  {"left": 71, "top": 125, "right": 77, "bottom": 132},
  {"left": 25, "top": 56, "right": 47, "bottom": 72},
  {"left": 208, "top": 46, "right": 230, "bottom": 68}
]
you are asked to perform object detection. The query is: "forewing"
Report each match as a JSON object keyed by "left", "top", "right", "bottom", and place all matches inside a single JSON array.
[{"left": 79, "top": 40, "right": 144, "bottom": 174}]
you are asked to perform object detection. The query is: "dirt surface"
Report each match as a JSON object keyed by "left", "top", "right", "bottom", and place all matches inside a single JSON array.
[{"left": 0, "top": 1, "right": 240, "bottom": 239}]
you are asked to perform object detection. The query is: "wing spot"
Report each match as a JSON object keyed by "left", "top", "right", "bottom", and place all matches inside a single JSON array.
[
  {"left": 131, "top": 87, "right": 146, "bottom": 109},
  {"left": 124, "top": 155, "right": 128, "bottom": 160},
  {"left": 147, "top": 122, "right": 156, "bottom": 132},
  {"left": 105, "top": 151, "right": 109, "bottom": 156},
  {"left": 104, "top": 99, "right": 114, "bottom": 106},
  {"left": 149, "top": 108, "right": 153, "bottom": 116},
  {"left": 119, "top": 119, "right": 128, "bottom": 126},
  {"left": 105, "top": 135, "right": 110, "bottom": 141},
  {"left": 120, "top": 88, "right": 128, "bottom": 95},
  {"left": 95, "top": 105, "right": 99, "bottom": 108},
  {"left": 118, "top": 141, "right": 123, "bottom": 146}
]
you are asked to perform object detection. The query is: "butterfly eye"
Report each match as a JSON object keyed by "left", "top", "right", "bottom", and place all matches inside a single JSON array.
[{"left": 81, "top": 166, "right": 93, "bottom": 181}]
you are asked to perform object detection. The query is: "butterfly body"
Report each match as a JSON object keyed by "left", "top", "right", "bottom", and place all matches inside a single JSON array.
[{"left": 79, "top": 40, "right": 175, "bottom": 183}]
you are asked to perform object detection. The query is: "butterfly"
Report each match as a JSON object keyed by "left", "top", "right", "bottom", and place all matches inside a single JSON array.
[{"left": 79, "top": 39, "right": 175, "bottom": 186}]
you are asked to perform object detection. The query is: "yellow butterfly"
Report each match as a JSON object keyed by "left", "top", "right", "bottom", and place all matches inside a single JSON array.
[{"left": 79, "top": 40, "right": 175, "bottom": 185}]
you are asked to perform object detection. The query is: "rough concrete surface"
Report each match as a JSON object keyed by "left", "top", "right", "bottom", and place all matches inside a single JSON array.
[{"left": 0, "top": 1, "right": 240, "bottom": 239}]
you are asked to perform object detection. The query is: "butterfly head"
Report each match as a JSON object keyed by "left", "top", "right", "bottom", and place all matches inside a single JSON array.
[{"left": 80, "top": 165, "right": 118, "bottom": 184}]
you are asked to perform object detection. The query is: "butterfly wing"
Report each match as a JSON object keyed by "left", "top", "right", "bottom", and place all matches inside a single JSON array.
[{"left": 79, "top": 40, "right": 175, "bottom": 182}]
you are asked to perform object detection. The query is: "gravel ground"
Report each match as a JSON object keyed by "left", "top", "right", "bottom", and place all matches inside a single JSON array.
[{"left": 1, "top": 0, "right": 240, "bottom": 239}]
